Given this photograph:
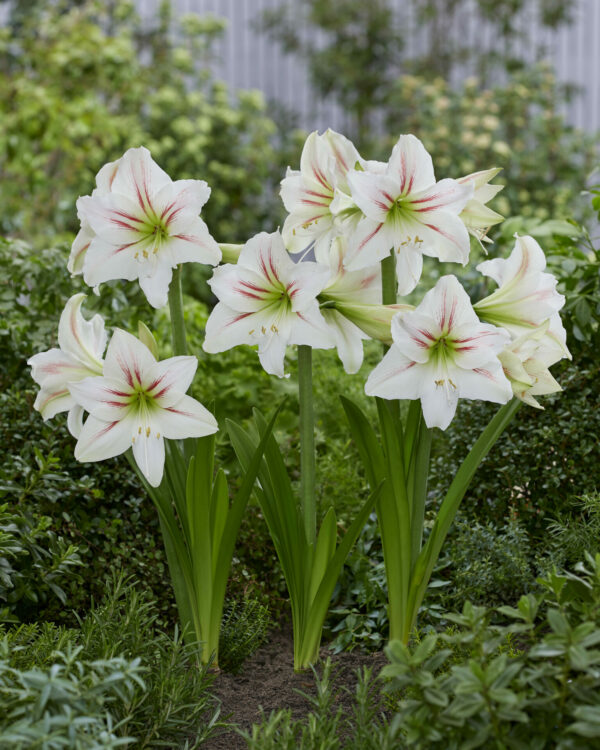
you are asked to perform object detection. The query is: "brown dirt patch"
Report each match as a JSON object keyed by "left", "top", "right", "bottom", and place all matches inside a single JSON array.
[{"left": 205, "top": 624, "right": 388, "bottom": 749}]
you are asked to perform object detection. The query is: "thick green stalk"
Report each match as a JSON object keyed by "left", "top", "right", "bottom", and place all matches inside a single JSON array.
[
  {"left": 381, "top": 251, "right": 397, "bottom": 307},
  {"left": 168, "top": 264, "right": 188, "bottom": 356},
  {"left": 298, "top": 345, "right": 316, "bottom": 545}
]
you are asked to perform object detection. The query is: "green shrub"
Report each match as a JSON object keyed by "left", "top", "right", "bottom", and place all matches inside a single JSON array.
[
  {"left": 0, "top": 575, "right": 220, "bottom": 748},
  {"left": 429, "top": 358, "right": 600, "bottom": 537},
  {"left": 382, "top": 553, "right": 600, "bottom": 748},
  {"left": 547, "top": 492, "right": 600, "bottom": 569},
  {"left": 439, "top": 517, "right": 536, "bottom": 609},
  {"left": 0, "top": 503, "right": 81, "bottom": 623}
]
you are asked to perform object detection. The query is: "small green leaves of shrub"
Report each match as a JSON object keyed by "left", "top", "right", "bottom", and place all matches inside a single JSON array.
[
  {"left": 0, "top": 574, "right": 220, "bottom": 748},
  {"left": 382, "top": 553, "right": 600, "bottom": 749}
]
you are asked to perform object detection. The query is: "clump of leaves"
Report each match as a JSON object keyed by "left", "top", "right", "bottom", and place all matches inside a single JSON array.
[
  {"left": 218, "top": 597, "right": 271, "bottom": 674},
  {"left": 0, "top": 574, "right": 220, "bottom": 748},
  {"left": 0, "top": 503, "right": 81, "bottom": 623},
  {"left": 382, "top": 553, "right": 600, "bottom": 748},
  {"left": 438, "top": 516, "right": 536, "bottom": 609},
  {"left": 547, "top": 492, "right": 600, "bottom": 568}
]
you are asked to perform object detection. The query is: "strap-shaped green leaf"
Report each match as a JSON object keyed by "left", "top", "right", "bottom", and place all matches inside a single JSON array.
[
  {"left": 308, "top": 506, "right": 337, "bottom": 605},
  {"left": 296, "top": 483, "right": 383, "bottom": 668},
  {"left": 407, "top": 399, "right": 521, "bottom": 630},
  {"left": 340, "top": 396, "right": 385, "bottom": 487}
]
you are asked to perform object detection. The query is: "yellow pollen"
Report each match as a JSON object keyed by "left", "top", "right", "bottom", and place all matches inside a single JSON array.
[
  {"left": 415, "top": 235, "right": 423, "bottom": 245},
  {"left": 448, "top": 378, "right": 457, "bottom": 389},
  {"left": 271, "top": 324, "right": 278, "bottom": 333},
  {"left": 156, "top": 432, "right": 160, "bottom": 439},
  {"left": 132, "top": 437, "right": 135, "bottom": 444},
  {"left": 134, "top": 252, "right": 139, "bottom": 259},
  {"left": 142, "top": 249, "right": 149, "bottom": 259},
  {"left": 435, "top": 379, "right": 445, "bottom": 387},
  {"left": 138, "top": 426, "right": 142, "bottom": 434},
  {"left": 261, "top": 326, "right": 267, "bottom": 334},
  {"left": 145, "top": 426, "right": 151, "bottom": 437},
  {"left": 249, "top": 329, "right": 255, "bottom": 335}
]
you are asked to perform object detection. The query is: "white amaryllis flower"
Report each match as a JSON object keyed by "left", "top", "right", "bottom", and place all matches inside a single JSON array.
[
  {"left": 281, "top": 129, "right": 361, "bottom": 262},
  {"left": 75, "top": 146, "right": 221, "bottom": 308},
  {"left": 28, "top": 294, "right": 106, "bottom": 437},
  {"left": 69, "top": 329, "right": 217, "bottom": 487},
  {"left": 317, "top": 236, "right": 381, "bottom": 373},
  {"left": 474, "top": 234, "right": 570, "bottom": 361},
  {"left": 365, "top": 275, "right": 513, "bottom": 430},
  {"left": 203, "top": 231, "right": 334, "bottom": 377},
  {"left": 499, "top": 322, "right": 562, "bottom": 409},
  {"left": 344, "top": 134, "right": 473, "bottom": 296},
  {"left": 457, "top": 168, "right": 504, "bottom": 244}
]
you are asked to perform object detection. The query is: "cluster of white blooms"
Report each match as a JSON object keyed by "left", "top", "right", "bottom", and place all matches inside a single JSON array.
[
  {"left": 201, "top": 129, "right": 569, "bottom": 427},
  {"left": 29, "top": 132, "right": 571, "bottom": 487}
]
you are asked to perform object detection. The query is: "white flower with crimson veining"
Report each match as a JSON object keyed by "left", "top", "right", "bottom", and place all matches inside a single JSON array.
[
  {"left": 69, "top": 329, "right": 218, "bottom": 487},
  {"left": 203, "top": 231, "right": 334, "bottom": 377},
  {"left": 75, "top": 146, "right": 221, "bottom": 308}
]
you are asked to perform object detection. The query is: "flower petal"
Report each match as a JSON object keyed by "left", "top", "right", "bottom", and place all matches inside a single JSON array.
[
  {"left": 74, "top": 412, "right": 136, "bottom": 463},
  {"left": 68, "top": 225, "right": 93, "bottom": 275},
  {"left": 344, "top": 216, "right": 389, "bottom": 271},
  {"left": 68, "top": 376, "right": 132, "bottom": 421},
  {"left": 347, "top": 171, "right": 399, "bottom": 224},
  {"left": 132, "top": 430, "right": 165, "bottom": 487},
  {"left": 110, "top": 146, "right": 172, "bottom": 211},
  {"left": 102, "top": 329, "right": 157, "bottom": 387},
  {"left": 322, "top": 309, "right": 367, "bottom": 374},
  {"left": 138, "top": 264, "right": 173, "bottom": 309},
  {"left": 57, "top": 294, "right": 107, "bottom": 369},
  {"left": 286, "top": 261, "right": 331, "bottom": 313},
  {"left": 419, "top": 376, "right": 460, "bottom": 430},
  {"left": 387, "top": 134, "right": 436, "bottom": 195},
  {"left": 146, "top": 356, "right": 198, "bottom": 406},
  {"left": 156, "top": 394, "right": 218, "bottom": 440},
  {"left": 289, "top": 303, "right": 335, "bottom": 350},
  {"left": 203, "top": 302, "right": 258, "bottom": 354},
  {"left": 208, "top": 264, "right": 276, "bottom": 313},
  {"left": 365, "top": 346, "right": 421, "bottom": 400}
]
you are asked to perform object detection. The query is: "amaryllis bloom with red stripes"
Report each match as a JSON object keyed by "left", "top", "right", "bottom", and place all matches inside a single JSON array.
[
  {"left": 316, "top": 236, "right": 382, "bottom": 374},
  {"left": 344, "top": 134, "right": 473, "bottom": 296},
  {"left": 203, "top": 231, "right": 334, "bottom": 377},
  {"left": 474, "top": 234, "right": 569, "bottom": 361},
  {"left": 28, "top": 294, "right": 106, "bottom": 437},
  {"left": 75, "top": 147, "right": 221, "bottom": 308},
  {"left": 69, "top": 329, "right": 217, "bottom": 487},
  {"left": 281, "top": 129, "right": 362, "bottom": 262},
  {"left": 365, "top": 275, "right": 512, "bottom": 430}
]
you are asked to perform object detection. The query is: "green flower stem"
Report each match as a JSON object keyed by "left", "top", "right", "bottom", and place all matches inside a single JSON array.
[
  {"left": 168, "top": 264, "right": 187, "bottom": 356},
  {"left": 381, "top": 250, "right": 397, "bottom": 307},
  {"left": 298, "top": 345, "right": 316, "bottom": 545}
]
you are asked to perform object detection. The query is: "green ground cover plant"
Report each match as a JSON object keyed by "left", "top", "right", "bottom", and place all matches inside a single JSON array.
[{"left": 0, "top": 575, "right": 220, "bottom": 748}]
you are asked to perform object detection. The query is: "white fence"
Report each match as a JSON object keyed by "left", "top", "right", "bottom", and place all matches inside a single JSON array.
[{"left": 135, "top": 0, "right": 600, "bottom": 134}]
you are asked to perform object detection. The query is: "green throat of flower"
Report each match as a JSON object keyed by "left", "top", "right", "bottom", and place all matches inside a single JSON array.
[{"left": 134, "top": 213, "right": 170, "bottom": 261}]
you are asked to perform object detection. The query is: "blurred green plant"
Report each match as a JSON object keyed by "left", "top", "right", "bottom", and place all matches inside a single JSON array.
[{"left": 0, "top": 0, "right": 293, "bottom": 258}]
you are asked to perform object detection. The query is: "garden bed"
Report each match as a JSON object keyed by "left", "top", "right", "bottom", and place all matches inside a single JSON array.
[{"left": 209, "top": 624, "right": 388, "bottom": 749}]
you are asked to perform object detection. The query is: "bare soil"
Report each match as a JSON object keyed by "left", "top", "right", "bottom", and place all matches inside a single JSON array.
[{"left": 205, "top": 625, "right": 388, "bottom": 749}]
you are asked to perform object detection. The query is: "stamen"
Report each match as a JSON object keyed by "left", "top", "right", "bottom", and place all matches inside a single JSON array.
[
  {"left": 145, "top": 426, "right": 151, "bottom": 437},
  {"left": 271, "top": 324, "right": 278, "bottom": 333}
]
